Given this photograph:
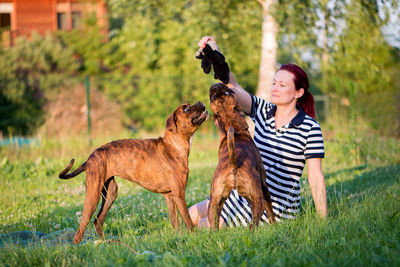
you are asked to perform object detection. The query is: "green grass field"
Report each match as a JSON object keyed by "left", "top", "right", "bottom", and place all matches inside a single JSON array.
[{"left": 0, "top": 130, "right": 399, "bottom": 266}]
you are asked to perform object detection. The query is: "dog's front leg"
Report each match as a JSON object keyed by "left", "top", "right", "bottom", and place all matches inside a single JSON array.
[{"left": 164, "top": 193, "right": 179, "bottom": 228}]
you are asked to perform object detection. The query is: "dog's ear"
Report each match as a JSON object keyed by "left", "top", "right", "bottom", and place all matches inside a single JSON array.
[
  {"left": 166, "top": 111, "right": 178, "bottom": 133},
  {"left": 210, "top": 94, "right": 216, "bottom": 102}
]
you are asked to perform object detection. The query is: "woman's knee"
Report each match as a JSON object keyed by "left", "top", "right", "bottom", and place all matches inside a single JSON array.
[
  {"left": 196, "top": 199, "right": 210, "bottom": 218},
  {"left": 188, "top": 199, "right": 209, "bottom": 226},
  {"left": 188, "top": 205, "right": 199, "bottom": 225}
]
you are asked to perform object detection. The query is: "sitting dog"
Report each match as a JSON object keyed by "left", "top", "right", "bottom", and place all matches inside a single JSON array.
[
  {"left": 59, "top": 102, "right": 208, "bottom": 244},
  {"left": 208, "top": 83, "right": 275, "bottom": 229}
]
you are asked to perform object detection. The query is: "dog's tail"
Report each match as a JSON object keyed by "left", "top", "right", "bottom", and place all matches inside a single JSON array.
[
  {"left": 227, "top": 126, "right": 237, "bottom": 173},
  {"left": 59, "top": 159, "right": 87, "bottom": 179}
]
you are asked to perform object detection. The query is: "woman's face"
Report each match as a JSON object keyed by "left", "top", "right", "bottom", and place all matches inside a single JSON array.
[{"left": 271, "top": 70, "right": 303, "bottom": 106}]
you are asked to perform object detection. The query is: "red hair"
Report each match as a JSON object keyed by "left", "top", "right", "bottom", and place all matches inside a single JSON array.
[{"left": 279, "top": 64, "right": 316, "bottom": 119}]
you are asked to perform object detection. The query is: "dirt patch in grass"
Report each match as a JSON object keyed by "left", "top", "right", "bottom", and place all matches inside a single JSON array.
[{"left": 41, "top": 84, "right": 124, "bottom": 137}]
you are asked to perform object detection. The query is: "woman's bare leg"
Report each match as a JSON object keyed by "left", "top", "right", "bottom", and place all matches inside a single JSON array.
[{"left": 189, "top": 199, "right": 225, "bottom": 228}]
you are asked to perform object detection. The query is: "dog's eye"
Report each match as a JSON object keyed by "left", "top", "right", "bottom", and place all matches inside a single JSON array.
[
  {"left": 183, "top": 106, "right": 189, "bottom": 113},
  {"left": 224, "top": 89, "right": 234, "bottom": 96}
]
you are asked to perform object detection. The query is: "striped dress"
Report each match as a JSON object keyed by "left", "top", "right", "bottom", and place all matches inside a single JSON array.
[{"left": 220, "top": 94, "right": 325, "bottom": 226}]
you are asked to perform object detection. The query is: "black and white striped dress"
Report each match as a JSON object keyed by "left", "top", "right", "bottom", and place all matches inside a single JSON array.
[{"left": 220, "top": 94, "right": 325, "bottom": 226}]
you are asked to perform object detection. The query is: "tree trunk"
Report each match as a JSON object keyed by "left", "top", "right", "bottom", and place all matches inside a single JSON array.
[
  {"left": 256, "top": 0, "right": 278, "bottom": 101},
  {"left": 247, "top": 0, "right": 278, "bottom": 136},
  {"left": 321, "top": 3, "right": 329, "bottom": 94}
]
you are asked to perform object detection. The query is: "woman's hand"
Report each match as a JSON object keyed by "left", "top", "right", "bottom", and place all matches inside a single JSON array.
[
  {"left": 198, "top": 36, "right": 220, "bottom": 52},
  {"left": 197, "top": 36, "right": 252, "bottom": 114}
]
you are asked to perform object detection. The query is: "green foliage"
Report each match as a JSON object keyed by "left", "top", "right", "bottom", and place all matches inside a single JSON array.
[
  {"left": 327, "top": 1, "right": 397, "bottom": 96},
  {"left": 101, "top": 0, "right": 262, "bottom": 129},
  {"left": 0, "top": 32, "right": 78, "bottom": 135},
  {"left": 275, "top": 0, "right": 400, "bottom": 135},
  {"left": 325, "top": 1, "right": 400, "bottom": 135},
  {"left": 1, "top": 0, "right": 399, "bottom": 135},
  {"left": 57, "top": 15, "right": 107, "bottom": 76}
]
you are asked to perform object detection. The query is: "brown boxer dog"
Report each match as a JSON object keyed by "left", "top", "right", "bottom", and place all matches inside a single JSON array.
[
  {"left": 208, "top": 83, "right": 275, "bottom": 229},
  {"left": 59, "top": 102, "right": 208, "bottom": 244}
]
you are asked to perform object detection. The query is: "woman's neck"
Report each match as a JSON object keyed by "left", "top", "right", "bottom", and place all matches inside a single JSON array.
[
  {"left": 275, "top": 103, "right": 298, "bottom": 119},
  {"left": 274, "top": 104, "right": 299, "bottom": 130}
]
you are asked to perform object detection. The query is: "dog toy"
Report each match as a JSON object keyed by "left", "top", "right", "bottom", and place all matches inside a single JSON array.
[{"left": 195, "top": 44, "right": 230, "bottom": 84}]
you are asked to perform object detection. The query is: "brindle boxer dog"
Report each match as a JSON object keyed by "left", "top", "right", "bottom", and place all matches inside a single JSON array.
[
  {"left": 59, "top": 102, "right": 208, "bottom": 244},
  {"left": 208, "top": 83, "right": 275, "bottom": 229}
]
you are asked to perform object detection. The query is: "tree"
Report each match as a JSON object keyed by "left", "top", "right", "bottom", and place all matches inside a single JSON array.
[
  {"left": 102, "top": 0, "right": 262, "bottom": 130},
  {"left": 325, "top": 0, "right": 399, "bottom": 135},
  {"left": 255, "top": 0, "right": 278, "bottom": 101},
  {"left": 0, "top": 33, "right": 77, "bottom": 135}
]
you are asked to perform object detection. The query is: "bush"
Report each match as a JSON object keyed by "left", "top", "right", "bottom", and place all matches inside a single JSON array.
[{"left": 0, "top": 32, "right": 78, "bottom": 135}]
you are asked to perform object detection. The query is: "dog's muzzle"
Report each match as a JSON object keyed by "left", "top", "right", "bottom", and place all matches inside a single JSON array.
[{"left": 191, "top": 102, "right": 209, "bottom": 125}]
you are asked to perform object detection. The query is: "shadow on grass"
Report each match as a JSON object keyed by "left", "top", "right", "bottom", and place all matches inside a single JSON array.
[
  {"left": 300, "top": 163, "right": 399, "bottom": 216},
  {"left": 324, "top": 164, "right": 369, "bottom": 181},
  {"left": 0, "top": 189, "right": 175, "bottom": 248},
  {"left": 326, "top": 163, "right": 399, "bottom": 194}
]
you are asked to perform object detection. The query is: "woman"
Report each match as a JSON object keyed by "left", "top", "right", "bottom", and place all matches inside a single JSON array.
[{"left": 189, "top": 36, "right": 327, "bottom": 228}]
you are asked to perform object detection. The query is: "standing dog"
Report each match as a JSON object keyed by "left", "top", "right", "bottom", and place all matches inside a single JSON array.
[
  {"left": 208, "top": 83, "right": 275, "bottom": 229},
  {"left": 59, "top": 102, "right": 208, "bottom": 244}
]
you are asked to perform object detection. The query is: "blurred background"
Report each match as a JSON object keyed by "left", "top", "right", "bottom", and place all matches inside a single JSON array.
[{"left": 0, "top": 0, "right": 399, "bottom": 146}]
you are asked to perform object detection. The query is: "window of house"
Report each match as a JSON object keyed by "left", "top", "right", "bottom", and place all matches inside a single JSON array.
[
  {"left": 71, "top": 11, "right": 82, "bottom": 29},
  {"left": 0, "top": 13, "right": 11, "bottom": 29},
  {"left": 57, "top": 12, "right": 68, "bottom": 30}
]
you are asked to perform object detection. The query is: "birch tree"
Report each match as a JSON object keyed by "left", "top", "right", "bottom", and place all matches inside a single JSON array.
[{"left": 256, "top": 0, "right": 278, "bottom": 101}]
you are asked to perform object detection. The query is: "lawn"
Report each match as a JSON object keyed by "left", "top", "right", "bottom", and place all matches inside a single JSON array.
[{"left": 0, "top": 129, "right": 399, "bottom": 266}]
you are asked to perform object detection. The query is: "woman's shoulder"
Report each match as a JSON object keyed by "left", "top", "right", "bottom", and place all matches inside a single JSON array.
[
  {"left": 293, "top": 111, "right": 323, "bottom": 137},
  {"left": 303, "top": 113, "right": 322, "bottom": 128},
  {"left": 301, "top": 114, "right": 324, "bottom": 141}
]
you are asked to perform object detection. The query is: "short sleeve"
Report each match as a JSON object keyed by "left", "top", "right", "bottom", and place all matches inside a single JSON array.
[
  {"left": 246, "top": 94, "right": 274, "bottom": 121},
  {"left": 305, "top": 122, "right": 325, "bottom": 159}
]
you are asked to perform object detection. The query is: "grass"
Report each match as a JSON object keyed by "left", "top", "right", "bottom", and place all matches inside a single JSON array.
[{"left": 0, "top": 129, "right": 399, "bottom": 266}]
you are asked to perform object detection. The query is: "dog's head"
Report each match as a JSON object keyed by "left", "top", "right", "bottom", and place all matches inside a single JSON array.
[
  {"left": 166, "top": 101, "right": 209, "bottom": 135},
  {"left": 209, "top": 83, "right": 248, "bottom": 133}
]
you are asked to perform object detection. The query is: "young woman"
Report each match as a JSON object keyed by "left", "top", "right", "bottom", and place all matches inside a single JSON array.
[{"left": 189, "top": 36, "right": 327, "bottom": 228}]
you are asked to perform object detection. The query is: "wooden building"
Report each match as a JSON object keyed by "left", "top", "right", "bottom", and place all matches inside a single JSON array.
[{"left": 0, "top": 0, "right": 108, "bottom": 47}]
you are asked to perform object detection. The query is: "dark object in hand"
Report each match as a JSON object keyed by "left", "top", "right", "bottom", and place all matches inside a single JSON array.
[{"left": 196, "top": 44, "right": 230, "bottom": 84}]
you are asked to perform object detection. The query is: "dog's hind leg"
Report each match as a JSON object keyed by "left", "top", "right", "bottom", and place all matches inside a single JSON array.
[
  {"left": 262, "top": 185, "right": 276, "bottom": 224},
  {"left": 208, "top": 194, "right": 226, "bottom": 230},
  {"left": 248, "top": 196, "right": 264, "bottom": 229},
  {"left": 94, "top": 177, "right": 118, "bottom": 238},
  {"left": 208, "top": 174, "right": 233, "bottom": 230},
  {"left": 263, "top": 199, "right": 275, "bottom": 224},
  {"left": 174, "top": 194, "right": 194, "bottom": 230},
  {"left": 164, "top": 193, "right": 179, "bottom": 228},
  {"left": 73, "top": 171, "right": 103, "bottom": 244}
]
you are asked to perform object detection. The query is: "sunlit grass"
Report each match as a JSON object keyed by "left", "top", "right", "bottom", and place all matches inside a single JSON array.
[{"left": 0, "top": 130, "right": 399, "bottom": 266}]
